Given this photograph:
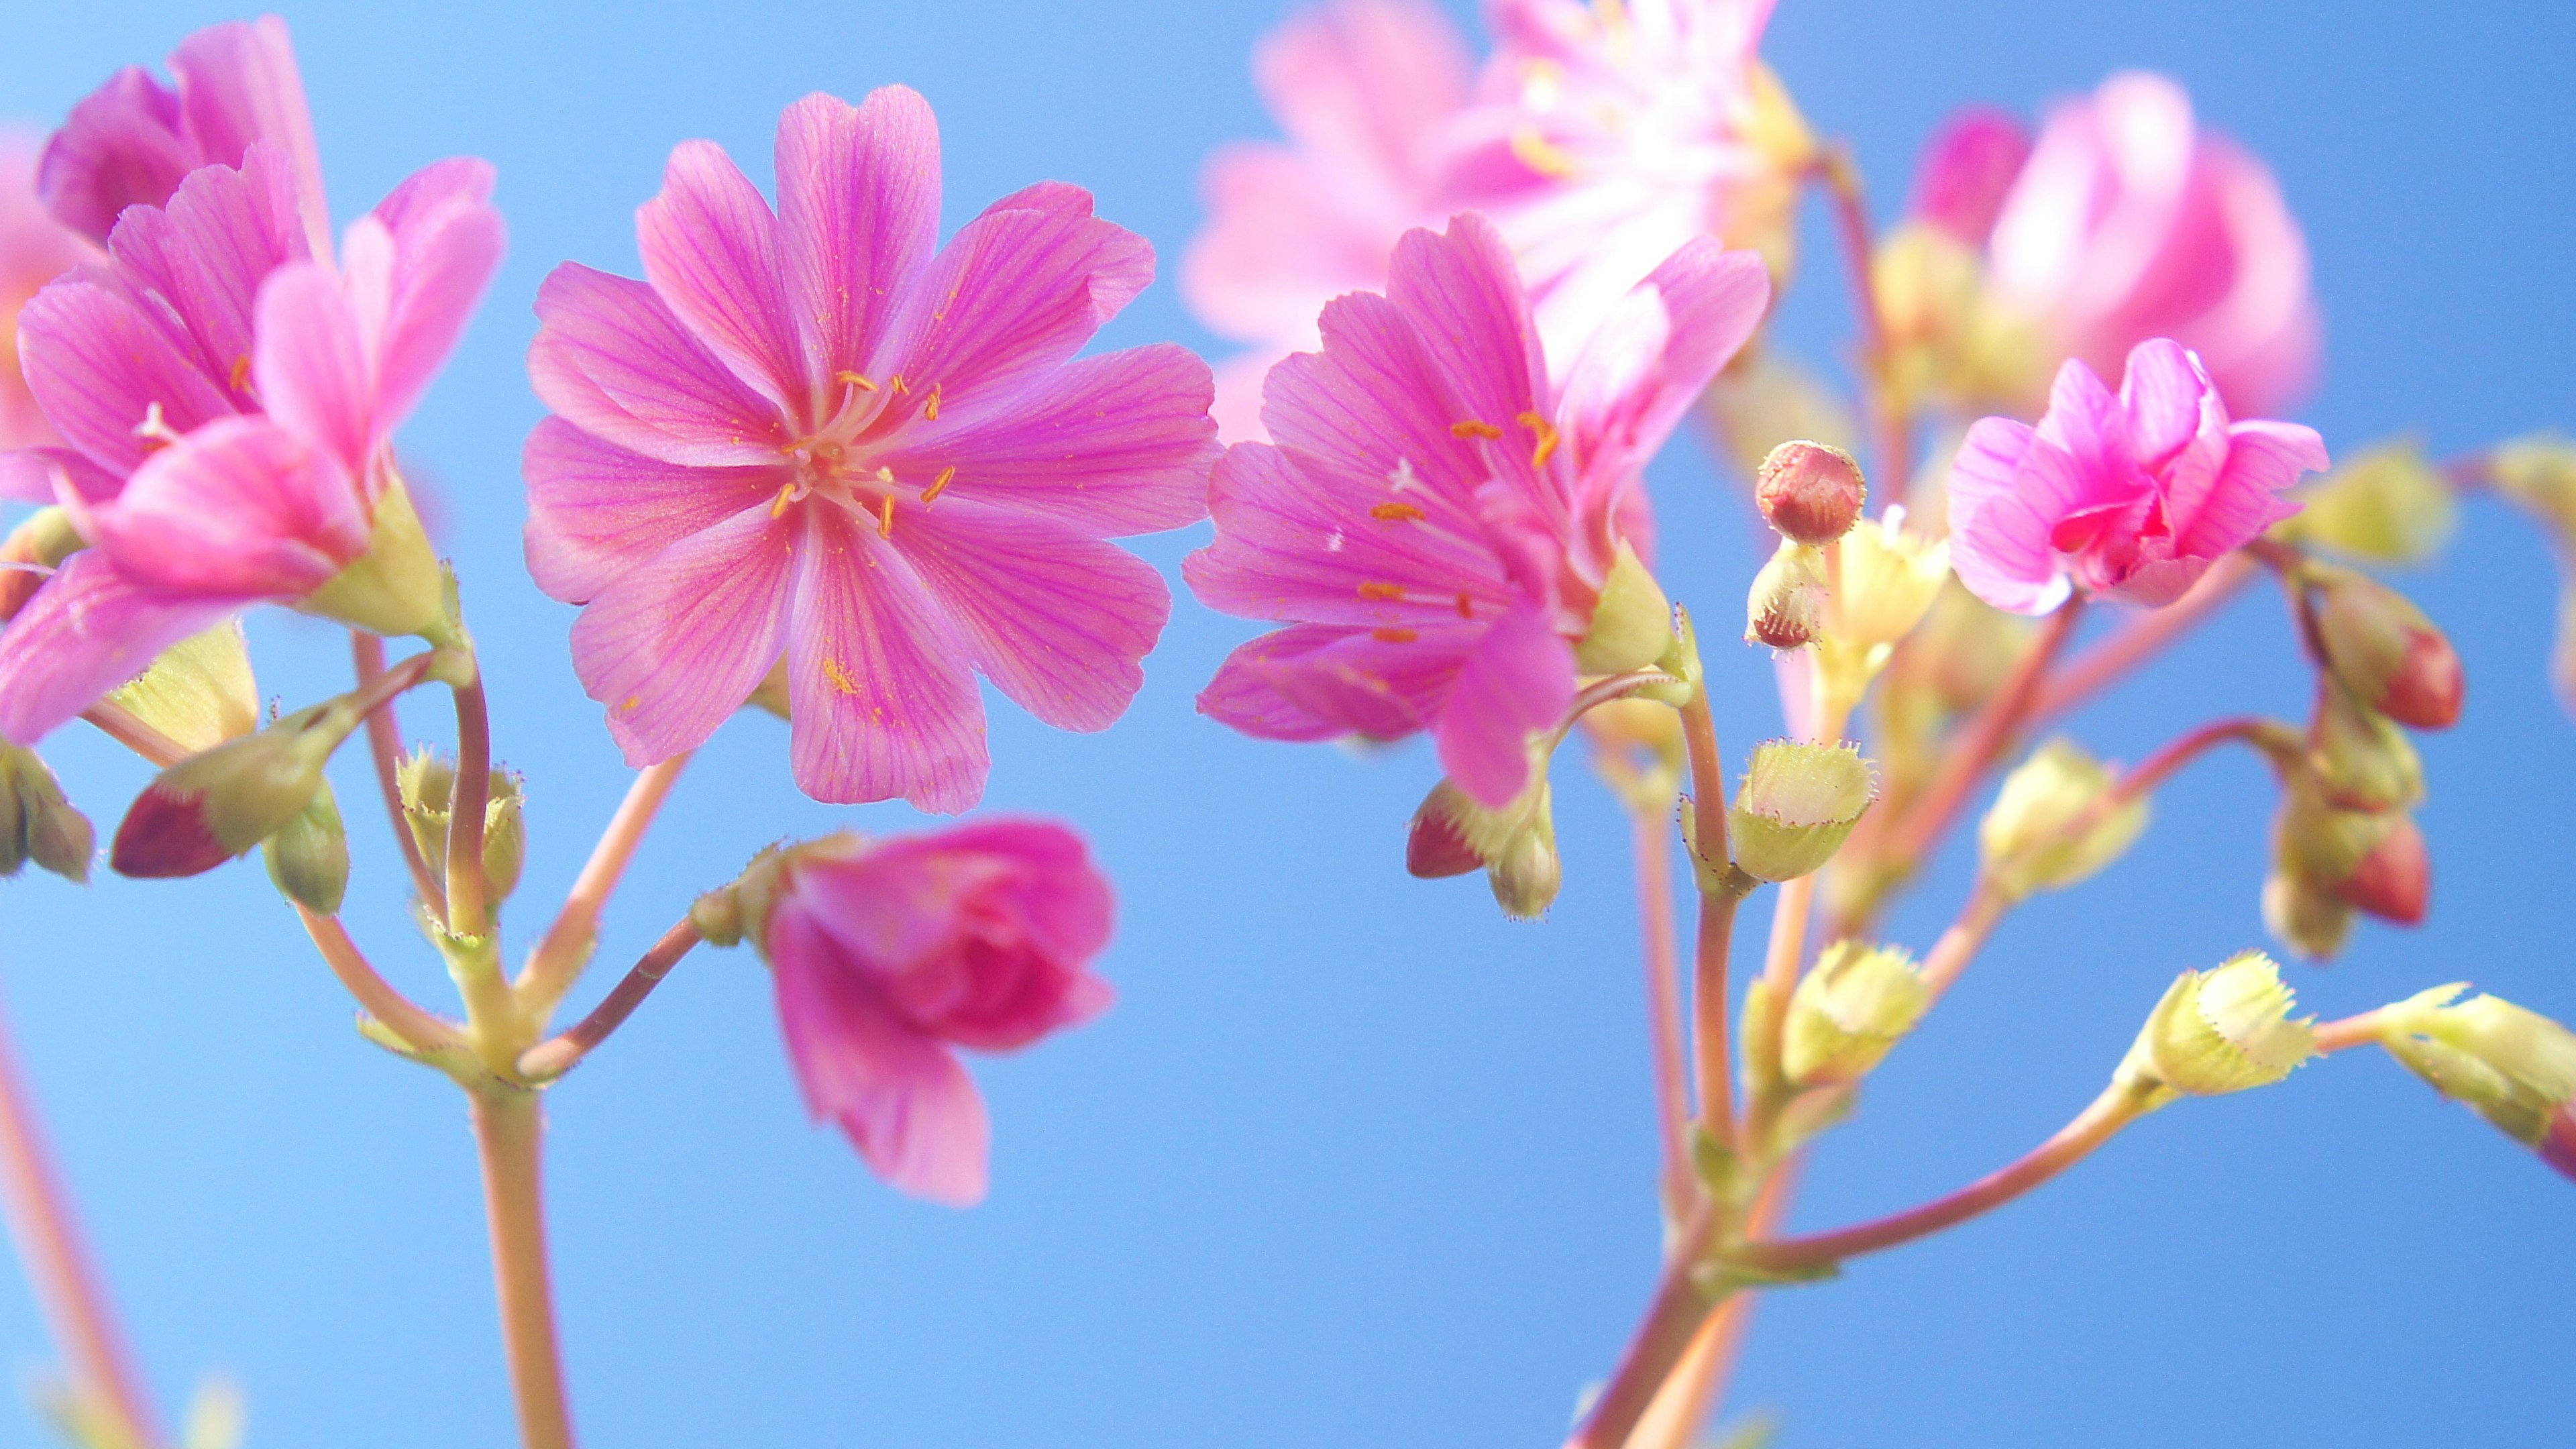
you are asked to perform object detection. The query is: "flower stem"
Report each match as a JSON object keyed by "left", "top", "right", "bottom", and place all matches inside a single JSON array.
[
  {"left": 521, "top": 756, "right": 691, "bottom": 1012},
  {"left": 1917, "top": 884, "right": 2010, "bottom": 1000},
  {"left": 517, "top": 921, "right": 701, "bottom": 1082},
  {"left": 1878, "top": 598, "right": 2085, "bottom": 871},
  {"left": 0, "top": 1004, "right": 158, "bottom": 1449},
  {"left": 354, "top": 633, "right": 446, "bottom": 914},
  {"left": 295, "top": 907, "right": 465, "bottom": 1059},
  {"left": 2028, "top": 555, "right": 2253, "bottom": 727},
  {"left": 1623, "top": 1156, "right": 1800, "bottom": 1449},
  {"left": 1815, "top": 148, "right": 1911, "bottom": 504},
  {"left": 470, "top": 1091, "right": 576, "bottom": 1449},
  {"left": 1729, "top": 1079, "right": 2157, "bottom": 1276},
  {"left": 1563, "top": 1205, "right": 1723, "bottom": 1449},
  {"left": 79, "top": 703, "right": 184, "bottom": 768},
  {"left": 1629, "top": 811, "right": 1693, "bottom": 1211},
  {"left": 446, "top": 674, "right": 495, "bottom": 938}
]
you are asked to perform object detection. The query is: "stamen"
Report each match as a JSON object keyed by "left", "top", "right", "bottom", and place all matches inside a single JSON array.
[
  {"left": 889, "top": 374, "right": 910, "bottom": 394},
  {"left": 1371, "top": 627, "right": 1419, "bottom": 644},
  {"left": 620, "top": 694, "right": 641, "bottom": 713},
  {"left": 924, "top": 384, "right": 941, "bottom": 422},
  {"left": 1370, "top": 502, "right": 1426, "bottom": 523},
  {"left": 877, "top": 494, "right": 896, "bottom": 539},
  {"left": 923, "top": 466, "right": 957, "bottom": 504},
  {"left": 1356, "top": 582, "right": 1407, "bottom": 601},
  {"left": 875, "top": 466, "right": 896, "bottom": 484},
  {"left": 1509, "top": 125, "right": 1580, "bottom": 179},
  {"left": 1450, "top": 419, "right": 1503, "bottom": 440},
  {"left": 1517, "top": 411, "right": 1560, "bottom": 468},
  {"left": 769, "top": 482, "right": 797, "bottom": 519},
  {"left": 131, "top": 401, "right": 183, "bottom": 449},
  {"left": 1455, "top": 592, "right": 1475, "bottom": 619},
  {"left": 229, "top": 355, "right": 252, "bottom": 393},
  {"left": 835, "top": 370, "right": 879, "bottom": 392}
]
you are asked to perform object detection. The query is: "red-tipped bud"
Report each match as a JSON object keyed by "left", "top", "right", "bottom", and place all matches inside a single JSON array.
[
  {"left": 1746, "top": 541, "right": 1828, "bottom": 650},
  {"left": 1755, "top": 441, "right": 1867, "bottom": 545},
  {"left": 2332, "top": 812, "right": 2430, "bottom": 924},
  {"left": 2312, "top": 567, "right": 2465, "bottom": 731},
  {"left": 109, "top": 699, "right": 364, "bottom": 880},
  {"left": 2543, "top": 1106, "right": 2576, "bottom": 1183},
  {"left": 1405, "top": 796, "right": 1483, "bottom": 878},
  {"left": 110, "top": 781, "right": 232, "bottom": 878},
  {"left": 2378, "top": 627, "right": 2465, "bottom": 730}
]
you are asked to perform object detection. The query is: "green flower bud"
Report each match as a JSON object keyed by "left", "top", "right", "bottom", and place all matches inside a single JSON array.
[
  {"left": 1745, "top": 539, "right": 1827, "bottom": 650},
  {"left": 1574, "top": 541, "right": 1674, "bottom": 674},
  {"left": 1978, "top": 739, "right": 2148, "bottom": 901},
  {"left": 2273, "top": 778, "right": 2428, "bottom": 926},
  {"left": 397, "top": 749, "right": 528, "bottom": 906},
  {"left": 262, "top": 778, "right": 350, "bottom": 914},
  {"left": 0, "top": 744, "right": 94, "bottom": 884},
  {"left": 2306, "top": 680, "right": 2424, "bottom": 813},
  {"left": 298, "top": 477, "right": 454, "bottom": 644},
  {"left": 105, "top": 622, "right": 261, "bottom": 755},
  {"left": 1782, "top": 941, "right": 1929, "bottom": 1088},
  {"left": 111, "top": 699, "right": 363, "bottom": 877},
  {"left": 2310, "top": 568, "right": 2462, "bottom": 731},
  {"left": 1486, "top": 809, "right": 1562, "bottom": 920},
  {"left": 692, "top": 842, "right": 803, "bottom": 957},
  {"left": 1729, "top": 740, "right": 1874, "bottom": 883},
  {"left": 1406, "top": 771, "right": 1562, "bottom": 919},
  {"left": 2118, "top": 951, "right": 2316, "bottom": 1099},
  {"left": 2260, "top": 870, "right": 2355, "bottom": 963},
  {"left": 2277, "top": 440, "right": 2457, "bottom": 566},
  {"left": 2377, "top": 985, "right": 2576, "bottom": 1146}
]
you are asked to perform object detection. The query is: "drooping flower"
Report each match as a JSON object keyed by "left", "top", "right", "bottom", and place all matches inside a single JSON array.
[
  {"left": 524, "top": 87, "right": 1218, "bottom": 810},
  {"left": 36, "top": 15, "right": 332, "bottom": 260},
  {"left": 1187, "top": 214, "right": 1768, "bottom": 807},
  {"left": 0, "top": 134, "right": 95, "bottom": 456},
  {"left": 0, "top": 135, "right": 503, "bottom": 745},
  {"left": 1183, "top": 0, "right": 1476, "bottom": 437},
  {"left": 747, "top": 820, "right": 1116, "bottom": 1208},
  {"left": 1946, "top": 338, "right": 2325, "bottom": 614},
  {"left": 1970, "top": 72, "right": 2319, "bottom": 418}
]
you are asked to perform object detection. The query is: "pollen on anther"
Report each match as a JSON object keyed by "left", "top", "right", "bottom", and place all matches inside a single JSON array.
[
  {"left": 923, "top": 466, "right": 957, "bottom": 503},
  {"left": 1356, "top": 582, "right": 1406, "bottom": 601},
  {"left": 1450, "top": 419, "right": 1503, "bottom": 440},
  {"left": 1371, "top": 502, "right": 1427, "bottom": 522},
  {"left": 229, "top": 355, "right": 252, "bottom": 393},
  {"left": 1517, "top": 411, "right": 1560, "bottom": 468},
  {"left": 877, "top": 494, "right": 896, "bottom": 539},
  {"left": 1455, "top": 592, "right": 1475, "bottom": 619},
  {"left": 1371, "top": 627, "right": 1420, "bottom": 643},
  {"left": 769, "top": 482, "right": 796, "bottom": 519},
  {"left": 925, "top": 384, "right": 942, "bottom": 421},
  {"left": 835, "top": 370, "right": 879, "bottom": 392}
]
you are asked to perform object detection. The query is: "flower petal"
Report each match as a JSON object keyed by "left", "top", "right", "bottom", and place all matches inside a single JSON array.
[
  {"left": 1433, "top": 598, "right": 1572, "bottom": 808},
  {"left": 1383, "top": 216, "right": 1548, "bottom": 499},
  {"left": 775, "top": 87, "right": 941, "bottom": 398},
  {"left": 111, "top": 144, "right": 308, "bottom": 407},
  {"left": 367, "top": 157, "right": 506, "bottom": 433},
  {"left": 35, "top": 67, "right": 193, "bottom": 244},
  {"left": 252, "top": 258, "right": 372, "bottom": 475},
  {"left": 569, "top": 502, "right": 797, "bottom": 765},
  {"left": 1945, "top": 416, "right": 2072, "bottom": 615},
  {"left": 885, "top": 496, "right": 1168, "bottom": 732},
  {"left": 865, "top": 343, "right": 1220, "bottom": 535},
  {"left": 639, "top": 140, "right": 802, "bottom": 413},
  {"left": 529, "top": 263, "right": 792, "bottom": 467},
  {"left": 88, "top": 415, "right": 362, "bottom": 597},
  {"left": 784, "top": 502, "right": 987, "bottom": 811},
  {"left": 1559, "top": 239, "right": 1770, "bottom": 477},
  {"left": 0, "top": 449, "right": 117, "bottom": 506},
  {"left": 521, "top": 417, "right": 786, "bottom": 604},
  {"left": 1184, "top": 438, "right": 1509, "bottom": 625},
  {"left": 2116, "top": 337, "right": 2214, "bottom": 475},
  {"left": 170, "top": 16, "right": 331, "bottom": 257},
  {"left": 17, "top": 278, "right": 233, "bottom": 477},
  {"left": 2174, "top": 419, "right": 2324, "bottom": 559},
  {"left": 1196, "top": 619, "right": 1474, "bottom": 743},
  {"left": 1260, "top": 289, "right": 1497, "bottom": 515},
  {"left": 0, "top": 551, "right": 246, "bottom": 745}
]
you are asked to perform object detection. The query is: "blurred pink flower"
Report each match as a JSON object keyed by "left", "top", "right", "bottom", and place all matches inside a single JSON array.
[
  {"left": 1182, "top": 0, "right": 1476, "bottom": 439},
  {"left": 525, "top": 87, "right": 1218, "bottom": 811},
  {"left": 763, "top": 820, "right": 1115, "bottom": 1208},
  {"left": 1187, "top": 213, "right": 1766, "bottom": 807},
  {"left": 1947, "top": 337, "right": 2324, "bottom": 615},
  {"left": 1904, "top": 106, "right": 2030, "bottom": 248},
  {"left": 37, "top": 15, "right": 332, "bottom": 260},
  {"left": 1978, "top": 72, "right": 2319, "bottom": 417},
  {"left": 0, "top": 134, "right": 95, "bottom": 453}
]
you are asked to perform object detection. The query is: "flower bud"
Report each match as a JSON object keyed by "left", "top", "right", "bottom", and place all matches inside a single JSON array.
[
  {"left": 1405, "top": 788, "right": 1484, "bottom": 879},
  {"left": 1486, "top": 812, "right": 1562, "bottom": 920},
  {"left": 297, "top": 477, "right": 453, "bottom": 643},
  {"left": 1729, "top": 740, "right": 1874, "bottom": 883},
  {"left": 692, "top": 842, "right": 799, "bottom": 956},
  {"left": 1755, "top": 441, "right": 1867, "bottom": 545},
  {"left": 1406, "top": 771, "right": 1560, "bottom": 918},
  {"left": 2304, "top": 681, "right": 2424, "bottom": 812},
  {"left": 1833, "top": 506, "right": 1951, "bottom": 649},
  {"left": 2272, "top": 777, "right": 2428, "bottom": 926},
  {"left": 1978, "top": 739, "right": 2149, "bottom": 901},
  {"left": 0, "top": 507, "right": 83, "bottom": 624},
  {"left": 1782, "top": 941, "right": 1929, "bottom": 1088},
  {"left": 261, "top": 779, "right": 350, "bottom": 914},
  {"left": 0, "top": 745, "right": 93, "bottom": 884},
  {"left": 111, "top": 699, "right": 362, "bottom": 877},
  {"left": 2310, "top": 568, "right": 2463, "bottom": 731},
  {"left": 2118, "top": 951, "right": 2315, "bottom": 1099},
  {"left": 2277, "top": 441, "right": 2457, "bottom": 566},
  {"left": 105, "top": 623, "right": 260, "bottom": 755},
  {"left": 1745, "top": 540, "right": 1827, "bottom": 649},
  {"left": 398, "top": 749, "right": 529, "bottom": 906},
  {"left": 1574, "top": 541, "right": 1674, "bottom": 674},
  {"left": 2260, "top": 870, "right": 2354, "bottom": 962},
  {"left": 2379, "top": 985, "right": 2576, "bottom": 1155}
]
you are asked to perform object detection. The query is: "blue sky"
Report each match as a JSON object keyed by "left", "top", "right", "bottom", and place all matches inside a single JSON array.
[{"left": 0, "top": 1, "right": 2569, "bottom": 1446}]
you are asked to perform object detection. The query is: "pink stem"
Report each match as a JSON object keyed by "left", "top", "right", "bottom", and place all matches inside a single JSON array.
[
  {"left": 517, "top": 921, "right": 701, "bottom": 1081},
  {"left": 522, "top": 757, "right": 691, "bottom": 1007},
  {"left": 1630, "top": 813, "right": 1693, "bottom": 1211},
  {"left": 354, "top": 633, "right": 445, "bottom": 913}
]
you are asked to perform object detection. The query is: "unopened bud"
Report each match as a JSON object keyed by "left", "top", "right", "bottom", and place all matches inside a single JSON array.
[
  {"left": 1405, "top": 788, "right": 1484, "bottom": 879},
  {"left": 1574, "top": 542, "right": 1674, "bottom": 674},
  {"left": 397, "top": 749, "right": 528, "bottom": 906},
  {"left": 1487, "top": 812, "right": 1562, "bottom": 920},
  {"left": 2118, "top": 951, "right": 2315, "bottom": 1099},
  {"left": 0, "top": 745, "right": 93, "bottom": 884},
  {"left": 1782, "top": 941, "right": 1929, "bottom": 1087},
  {"left": 1756, "top": 441, "right": 1866, "bottom": 545},
  {"left": 2261, "top": 871, "right": 2354, "bottom": 962},
  {"left": 1833, "top": 506, "right": 1951, "bottom": 648},
  {"left": 1978, "top": 739, "right": 2149, "bottom": 901},
  {"left": 2273, "top": 781, "right": 2429, "bottom": 926},
  {"left": 297, "top": 477, "right": 453, "bottom": 643},
  {"left": 0, "top": 508, "right": 83, "bottom": 623},
  {"left": 1745, "top": 540, "right": 1827, "bottom": 649},
  {"left": 2278, "top": 441, "right": 2457, "bottom": 566},
  {"left": 1729, "top": 740, "right": 1874, "bottom": 883},
  {"left": 694, "top": 842, "right": 802, "bottom": 958},
  {"left": 111, "top": 699, "right": 361, "bottom": 877},
  {"left": 2311, "top": 568, "right": 2463, "bottom": 731},
  {"left": 106, "top": 623, "right": 260, "bottom": 754},
  {"left": 2304, "top": 682, "right": 2424, "bottom": 812},
  {"left": 261, "top": 779, "right": 350, "bottom": 914},
  {"left": 2379, "top": 985, "right": 2576, "bottom": 1153}
]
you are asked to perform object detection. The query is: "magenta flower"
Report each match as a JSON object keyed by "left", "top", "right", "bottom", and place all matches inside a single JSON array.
[
  {"left": 37, "top": 15, "right": 332, "bottom": 260},
  {"left": 1181, "top": 0, "right": 1475, "bottom": 438},
  {"left": 1947, "top": 338, "right": 2325, "bottom": 615},
  {"left": 525, "top": 87, "right": 1218, "bottom": 811},
  {"left": 1971, "top": 72, "right": 2319, "bottom": 417},
  {"left": 1187, "top": 213, "right": 1767, "bottom": 807},
  {"left": 760, "top": 819, "right": 1115, "bottom": 1207},
  {"left": 0, "top": 135, "right": 95, "bottom": 458},
  {"left": 0, "top": 143, "right": 503, "bottom": 745},
  {"left": 1904, "top": 106, "right": 2030, "bottom": 249}
]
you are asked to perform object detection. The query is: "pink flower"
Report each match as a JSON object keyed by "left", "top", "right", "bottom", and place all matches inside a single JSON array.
[
  {"left": 1904, "top": 106, "right": 2030, "bottom": 249},
  {"left": 1947, "top": 337, "right": 2326, "bottom": 615},
  {"left": 36, "top": 15, "right": 333, "bottom": 261},
  {"left": 0, "top": 140, "right": 502, "bottom": 745},
  {"left": 1976, "top": 72, "right": 2318, "bottom": 417},
  {"left": 0, "top": 134, "right": 96, "bottom": 456},
  {"left": 1187, "top": 214, "right": 1767, "bottom": 807},
  {"left": 525, "top": 87, "right": 1218, "bottom": 811},
  {"left": 1181, "top": 0, "right": 1475, "bottom": 439},
  {"left": 761, "top": 819, "right": 1115, "bottom": 1207}
]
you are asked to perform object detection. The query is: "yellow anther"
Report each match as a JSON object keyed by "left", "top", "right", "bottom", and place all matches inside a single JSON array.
[
  {"left": 835, "top": 370, "right": 879, "bottom": 392},
  {"left": 1509, "top": 125, "right": 1581, "bottom": 180},
  {"left": 769, "top": 482, "right": 796, "bottom": 519},
  {"left": 1371, "top": 502, "right": 1427, "bottom": 523},
  {"left": 1356, "top": 582, "right": 1407, "bottom": 601},
  {"left": 1517, "top": 411, "right": 1561, "bottom": 469},
  {"left": 890, "top": 374, "right": 910, "bottom": 394},
  {"left": 1371, "top": 627, "right": 1420, "bottom": 644},
  {"left": 925, "top": 384, "right": 941, "bottom": 421},
  {"left": 1450, "top": 419, "right": 1504, "bottom": 440},
  {"left": 620, "top": 694, "right": 641, "bottom": 712},
  {"left": 877, "top": 494, "right": 896, "bottom": 539},
  {"left": 923, "top": 466, "right": 957, "bottom": 504},
  {"left": 229, "top": 355, "right": 252, "bottom": 392}
]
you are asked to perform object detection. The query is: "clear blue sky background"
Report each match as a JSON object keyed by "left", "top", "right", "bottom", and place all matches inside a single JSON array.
[{"left": 0, "top": 2, "right": 2569, "bottom": 1446}]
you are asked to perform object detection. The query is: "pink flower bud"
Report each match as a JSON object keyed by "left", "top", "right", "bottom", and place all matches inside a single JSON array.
[
  {"left": 2542, "top": 1105, "right": 2576, "bottom": 1183},
  {"left": 109, "top": 780, "right": 231, "bottom": 878},
  {"left": 2313, "top": 568, "right": 2463, "bottom": 731},
  {"left": 1405, "top": 792, "right": 1483, "bottom": 879},
  {"left": 2330, "top": 812, "right": 2429, "bottom": 924},
  {"left": 1756, "top": 441, "right": 1867, "bottom": 544},
  {"left": 108, "top": 699, "right": 362, "bottom": 879}
]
